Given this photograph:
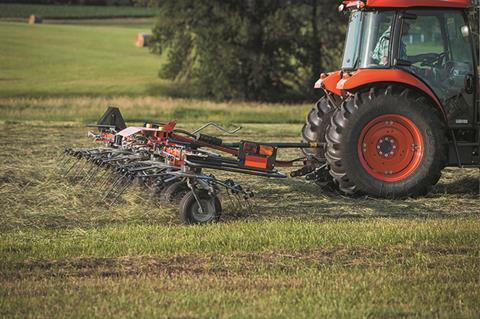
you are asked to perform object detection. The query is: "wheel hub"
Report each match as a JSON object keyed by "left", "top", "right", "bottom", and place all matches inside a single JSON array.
[
  {"left": 377, "top": 137, "right": 396, "bottom": 157},
  {"left": 192, "top": 199, "right": 215, "bottom": 222},
  {"left": 358, "top": 114, "right": 424, "bottom": 182}
]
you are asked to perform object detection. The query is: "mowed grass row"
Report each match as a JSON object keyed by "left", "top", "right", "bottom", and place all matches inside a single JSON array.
[
  {"left": 0, "top": 4, "right": 159, "bottom": 19},
  {"left": 1, "top": 123, "right": 477, "bottom": 231},
  {"left": 0, "top": 96, "right": 311, "bottom": 124}
]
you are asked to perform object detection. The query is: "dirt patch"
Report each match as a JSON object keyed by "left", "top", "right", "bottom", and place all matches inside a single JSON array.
[
  {"left": 5, "top": 245, "right": 477, "bottom": 280},
  {"left": 13, "top": 255, "right": 225, "bottom": 278}
]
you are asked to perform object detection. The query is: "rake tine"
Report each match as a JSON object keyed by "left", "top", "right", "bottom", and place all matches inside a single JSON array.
[
  {"left": 78, "top": 163, "right": 96, "bottom": 183},
  {"left": 98, "top": 169, "right": 119, "bottom": 191},
  {"left": 88, "top": 163, "right": 106, "bottom": 183},
  {"left": 80, "top": 164, "right": 101, "bottom": 186},
  {"left": 62, "top": 157, "right": 81, "bottom": 177},
  {"left": 56, "top": 151, "right": 69, "bottom": 170},
  {"left": 92, "top": 167, "right": 110, "bottom": 189},
  {"left": 57, "top": 156, "right": 72, "bottom": 173},
  {"left": 244, "top": 196, "right": 254, "bottom": 216},
  {"left": 234, "top": 193, "right": 246, "bottom": 213},
  {"left": 227, "top": 191, "right": 240, "bottom": 214},
  {"left": 102, "top": 173, "right": 128, "bottom": 200},
  {"left": 71, "top": 158, "right": 89, "bottom": 179},
  {"left": 108, "top": 176, "right": 133, "bottom": 206}
]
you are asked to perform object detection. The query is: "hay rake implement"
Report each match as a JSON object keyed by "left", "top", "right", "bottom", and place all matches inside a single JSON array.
[{"left": 63, "top": 107, "right": 322, "bottom": 224}]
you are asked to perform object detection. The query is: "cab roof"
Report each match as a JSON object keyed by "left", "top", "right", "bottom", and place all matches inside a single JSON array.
[
  {"left": 347, "top": 0, "right": 471, "bottom": 8},
  {"left": 368, "top": 0, "right": 470, "bottom": 8}
]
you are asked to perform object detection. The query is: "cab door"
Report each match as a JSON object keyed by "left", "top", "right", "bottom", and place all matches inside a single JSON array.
[{"left": 397, "top": 9, "right": 475, "bottom": 127}]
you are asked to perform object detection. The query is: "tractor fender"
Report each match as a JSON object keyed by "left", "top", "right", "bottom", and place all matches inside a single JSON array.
[
  {"left": 314, "top": 70, "right": 342, "bottom": 96},
  {"left": 336, "top": 69, "right": 447, "bottom": 122}
]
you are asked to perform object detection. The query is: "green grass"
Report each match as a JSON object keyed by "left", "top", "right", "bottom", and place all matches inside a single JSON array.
[
  {"left": 0, "top": 22, "right": 176, "bottom": 98},
  {"left": 0, "top": 4, "right": 159, "bottom": 19},
  {"left": 0, "top": 122, "right": 479, "bottom": 318},
  {"left": 0, "top": 96, "right": 310, "bottom": 124},
  {"left": 0, "top": 19, "right": 479, "bottom": 318},
  {"left": 2, "top": 219, "right": 479, "bottom": 262},
  {"left": 0, "top": 22, "right": 312, "bottom": 125}
]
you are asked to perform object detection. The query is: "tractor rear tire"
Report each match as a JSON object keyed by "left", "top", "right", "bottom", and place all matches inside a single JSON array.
[
  {"left": 301, "top": 96, "right": 335, "bottom": 160},
  {"left": 325, "top": 85, "right": 447, "bottom": 198}
]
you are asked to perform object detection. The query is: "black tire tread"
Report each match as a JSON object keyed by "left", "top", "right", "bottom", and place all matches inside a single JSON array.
[
  {"left": 325, "top": 85, "right": 447, "bottom": 197},
  {"left": 301, "top": 96, "right": 335, "bottom": 160}
]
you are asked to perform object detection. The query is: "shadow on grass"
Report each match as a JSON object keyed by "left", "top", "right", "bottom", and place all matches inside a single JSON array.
[
  {"left": 145, "top": 82, "right": 196, "bottom": 99},
  {"left": 433, "top": 176, "right": 480, "bottom": 195},
  {"left": 0, "top": 82, "right": 191, "bottom": 100},
  {"left": 221, "top": 172, "right": 480, "bottom": 223}
]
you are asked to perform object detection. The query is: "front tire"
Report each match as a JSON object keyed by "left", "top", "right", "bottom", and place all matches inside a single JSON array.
[
  {"left": 301, "top": 96, "right": 335, "bottom": 160},
  {"left": 325, "top": 85, "right": 447, "bottom": 198}
]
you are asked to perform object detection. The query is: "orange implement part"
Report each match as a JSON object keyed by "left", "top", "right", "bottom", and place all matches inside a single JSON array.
[
  {"left": 336, "top": 69, "right": 447, "bottom": 121},
  {"left": 259, "top": 145, "right": 274, "bottom": 156},
  {"left": 244, "top": 155, "right": 268, "bottom": 169},
  {"left": 357, "top": 114, "right": 424, "bottom": 182}
]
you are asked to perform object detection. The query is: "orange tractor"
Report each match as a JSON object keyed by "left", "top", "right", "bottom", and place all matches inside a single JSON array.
[{"left": 302, "top": 0, "right": 480, "bottom": 197}]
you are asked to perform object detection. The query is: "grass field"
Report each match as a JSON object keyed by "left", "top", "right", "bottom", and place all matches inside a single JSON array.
[
  {"left": 0, "top": 22, "right": 176, "bottom": 98},
  {"left": 0, "top": 4, "right": 159, "bottom": 19},
  {"left": 0, "top": 19, "right": 479, "bottom": 318}
]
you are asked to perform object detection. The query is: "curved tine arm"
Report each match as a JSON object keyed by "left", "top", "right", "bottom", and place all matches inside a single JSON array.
[{"left": 192, "top": 122, "right": 242, "bottom": 134}]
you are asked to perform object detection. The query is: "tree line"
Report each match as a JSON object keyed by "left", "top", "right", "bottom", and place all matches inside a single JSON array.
[
  {"left": 4, "top": 0, "right": 347, "bottom": 101},
  {"left": 0, "top": 0, "right": 136, "bottom": 5}
]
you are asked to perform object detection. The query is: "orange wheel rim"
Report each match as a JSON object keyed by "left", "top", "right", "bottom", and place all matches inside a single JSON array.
[{"left": 357, "top": 114, "right": 424, "bottom": 182}]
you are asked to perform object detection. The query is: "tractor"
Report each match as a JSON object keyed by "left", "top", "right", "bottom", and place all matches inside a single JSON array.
[{"left": 302, "top": 0, "right": 480, "bottom": 198}]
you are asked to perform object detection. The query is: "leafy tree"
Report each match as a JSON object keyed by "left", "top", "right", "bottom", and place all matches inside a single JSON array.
[{"left": 148, "top": 0, "right": 345, "bottom": 101}]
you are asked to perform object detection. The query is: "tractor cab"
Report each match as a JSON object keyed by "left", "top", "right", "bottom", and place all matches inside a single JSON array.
[
  {"left": 340, "top": 4, "right": 477, "bottom": 127},
  {"left": 302, "top": 0, "right": 480, "bottom": 198}
]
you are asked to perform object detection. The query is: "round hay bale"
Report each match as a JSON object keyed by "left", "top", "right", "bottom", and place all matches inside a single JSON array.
[
  {"left": 28, "top": 15, "right": 43, "bottom": 24},
  {"left": 135, "top": 33, "right": 152, "bottom": 47}
]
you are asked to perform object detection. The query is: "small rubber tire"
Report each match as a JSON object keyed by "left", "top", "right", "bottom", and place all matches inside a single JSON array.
[
  {"left": 179, "top": 190, "right": 221, "bottom": 224},
  {"left": 160, "top": 181, "right": 189, "bottom": 203},
  {"left": 325, "top": 85, "right": 447, "bottom": 198},
  {"left": 301, "top": 96, "right": 335, "bottom": 160}
]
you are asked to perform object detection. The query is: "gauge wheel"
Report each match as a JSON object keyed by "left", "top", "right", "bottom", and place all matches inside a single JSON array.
[
  {"left": 179, "top": 190, "right": 222, "bottom": 224},
  {"left": 325, "top": 85, "right": 447, "bottom": 198}
]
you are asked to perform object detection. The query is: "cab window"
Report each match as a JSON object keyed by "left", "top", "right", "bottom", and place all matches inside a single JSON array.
[{"left": 399, "top": 10, "right": 474, "bottom": 125}]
